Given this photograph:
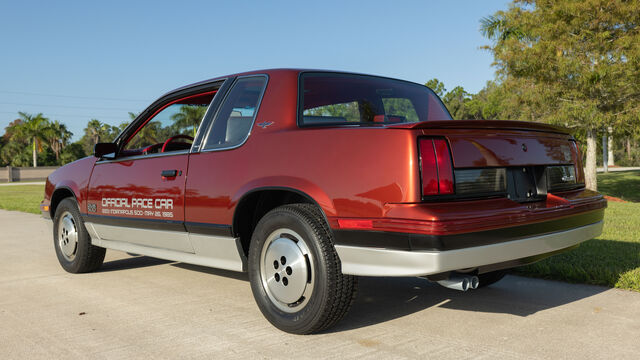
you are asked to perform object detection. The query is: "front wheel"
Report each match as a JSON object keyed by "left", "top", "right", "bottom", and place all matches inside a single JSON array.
[
  {"left": 248, "top": 204, "right": 357, "bottom": 334},
  {"left": 53, "top": 198, "right": 105, "bottom": 273}
]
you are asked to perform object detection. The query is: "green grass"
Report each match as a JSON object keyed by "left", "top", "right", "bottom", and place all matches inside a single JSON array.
[
  {"left": 1, "top": 172, "right": 639, "bottom": 291},
  {"left": 516, "top": 170, "right": 640, "bottom": 292},
  {"left": 0, "top": 185, "right": 45, "bottom": 214},
  {"left": 597, "top": 170, "right": 640, "bottom": 202}
]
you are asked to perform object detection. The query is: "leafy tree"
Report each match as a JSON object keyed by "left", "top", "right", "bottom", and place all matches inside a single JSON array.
[
  {"left": 0, "top": 140, "right": 34, "bottom": 167},
  {"left": 480, "top": 0, "right": 640, "bottom": 190},
  {"left": 171, "top": 105, "right": 207, "bottom": 137},
  {"left": 59, "top": 142, "right": 86, "bottom": 165},
  {"left": 425, "top": 78, "right": 446, "bottom": 98},
  {"left": 126, "top": 121, "right": 163, "bottom": 149},
  {"left": 80, "top": 119, "right": 120, "bottom": 155},
  {"left": 47, "top": 120, "right": 72, "bottom": 164},
  {"left": 442, "top": 86, "right": 473, "bottom": 120},
  {"left": 12, "top": 112, "right": 51, "bottom": 167}
]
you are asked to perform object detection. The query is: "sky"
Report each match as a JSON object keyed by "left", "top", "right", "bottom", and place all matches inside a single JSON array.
[{"left": 0, "top": 0, "right": 509, "bottom": 141}]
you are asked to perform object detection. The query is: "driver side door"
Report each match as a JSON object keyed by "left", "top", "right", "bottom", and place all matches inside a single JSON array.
[{"left": 85, "top": 88, "right": 218, "bottom": 253}]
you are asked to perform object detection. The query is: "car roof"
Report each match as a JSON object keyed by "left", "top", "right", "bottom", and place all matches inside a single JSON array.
[{"left": 161, "top": 68, "right": 424, "bottom": 99}]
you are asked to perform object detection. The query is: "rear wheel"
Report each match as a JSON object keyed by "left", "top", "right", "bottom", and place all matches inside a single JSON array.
[
  {"left": 53, "top": 198, "right": 105, "bottom": 273},
  {"left": 477, "top": 269, "right": 508, "bottom": 288},
  {"left": 248, "top": 204, "right": 357, "bottom": 334}
]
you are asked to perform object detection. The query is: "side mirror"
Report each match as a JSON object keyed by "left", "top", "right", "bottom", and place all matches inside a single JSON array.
[{"left": 94, "top": 142, "right": 117, "bottom": 159}]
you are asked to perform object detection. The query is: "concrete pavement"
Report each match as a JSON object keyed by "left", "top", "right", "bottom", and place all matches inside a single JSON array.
[{"left": 1, "top": 209, "right": 639, "bottom": 359}]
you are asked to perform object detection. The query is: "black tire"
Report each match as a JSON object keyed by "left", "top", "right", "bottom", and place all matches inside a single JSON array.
[
  {"left": 477, "top": 269, "right": 508, "bottom": 288},
  {"left": 248, "top": 203, "right": 357, "bottom": 334},
  {"left": 53, "top": 198, "right": 105, "bottom": 273}
]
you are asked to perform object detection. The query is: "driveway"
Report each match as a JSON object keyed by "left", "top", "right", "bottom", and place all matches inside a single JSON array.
[{"left": 1, "top": 209, "right": 638, "bottom": 359}]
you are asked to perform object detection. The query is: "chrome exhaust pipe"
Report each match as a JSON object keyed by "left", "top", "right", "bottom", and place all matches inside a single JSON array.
[
  {"left": 437, "top": 275, "right": 470, "bottom": 291},
  {"left": 469, "top": 275, "right": 479, "bottom": 290},
  {"left": 435, "top": 275, "right": 479, "bottom": 291}
]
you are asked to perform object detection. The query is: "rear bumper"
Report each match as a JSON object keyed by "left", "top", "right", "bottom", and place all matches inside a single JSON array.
[{"left": 335, "top": 220, "right": 603, "bottom": 277}]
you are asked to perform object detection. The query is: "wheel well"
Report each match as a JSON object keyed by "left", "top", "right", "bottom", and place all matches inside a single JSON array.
[
  {"left": 233, "top": 189, "right": 319, "bottom": 256},
  {"left": 50, "top": 188, "right": 76, "bottom": 218}
]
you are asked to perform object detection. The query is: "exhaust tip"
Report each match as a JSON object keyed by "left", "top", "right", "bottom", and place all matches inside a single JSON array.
[
  {"left": 461, "top": 278, "right": 470, "bottom": 291},
  {"left": 436, "top": 277, "right": 470, "bottom": 291},
  {"left": 470, "top": 276, "right": 479, "bottom": 290}
]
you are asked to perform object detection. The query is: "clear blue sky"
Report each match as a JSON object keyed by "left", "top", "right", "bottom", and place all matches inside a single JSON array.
[{"left": 0, "top": 0, "right": 508, "bottom": 141}]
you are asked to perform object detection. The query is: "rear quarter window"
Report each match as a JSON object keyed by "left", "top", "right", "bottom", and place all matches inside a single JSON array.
[{"left": 203, "top": 76, "right": 267, "bottom": 150}]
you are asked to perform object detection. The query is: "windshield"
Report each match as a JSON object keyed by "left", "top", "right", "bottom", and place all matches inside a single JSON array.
[{"left": 299, "top": 72, "right": 452, "bottom": 126}]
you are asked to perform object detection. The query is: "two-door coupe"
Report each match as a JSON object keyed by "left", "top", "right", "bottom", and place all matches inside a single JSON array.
[{"left": 41, "top": 69, "right": 606, "bottom": 334}]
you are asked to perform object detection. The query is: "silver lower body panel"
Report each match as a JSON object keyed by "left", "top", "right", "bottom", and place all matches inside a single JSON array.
[
  {"left": 85, "top": 222, "right": 245, "bottom": 272},
  {"left": 335, "top": 221, "right": 603, "bottom": 277}
]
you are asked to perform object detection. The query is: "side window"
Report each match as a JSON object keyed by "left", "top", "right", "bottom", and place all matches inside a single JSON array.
[
  {"left": 123, "top": 91, "right": 215, "bottom": 156},
  {"left": 203, "top": 76, "right": 267, "bottom": 150}
]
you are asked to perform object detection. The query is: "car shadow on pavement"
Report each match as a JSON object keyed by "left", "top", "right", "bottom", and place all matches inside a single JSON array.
[
  {"left": 98, "top": 256, "right": 174, "bottom": 272},
  {"left": 172, "top": 263, "right": 250, "bottom": 281},
  {"left": 327, "top": 274, "right": 608, "bottom": 333}
]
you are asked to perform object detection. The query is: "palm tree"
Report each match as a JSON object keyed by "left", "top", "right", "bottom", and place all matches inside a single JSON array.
[
  {"left": 85, "top": 119, "right": 103, "bottom": 146},
  {"left": 480, "top": 14, "right": 526, "bottom": 42},
  {"left": 13, "top": 112, "right": 51, "bottom": 167},
  {"left": 171, "top": 105, "right": 206, "bottom": 137},
  {"left": 47, "top": 120, "right": 72, "bottom": 163},
  {"left": 129, "top": 121, "right": 161, "bottom": 149}
]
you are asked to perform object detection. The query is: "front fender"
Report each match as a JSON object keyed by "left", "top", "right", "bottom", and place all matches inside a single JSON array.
[{"left": 46, "top": 156, "right": 97, "bottom": 215}]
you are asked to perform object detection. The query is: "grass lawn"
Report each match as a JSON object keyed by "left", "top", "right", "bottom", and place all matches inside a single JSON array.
[
  {"left": 516, "top": 170, "right": 640, "bottom": 292},
  {"left": 0, "top": 171, "right": 638, "bottom": 291},
  {"left": 0, "top": 185, "right": 45, "bottom": 214}
]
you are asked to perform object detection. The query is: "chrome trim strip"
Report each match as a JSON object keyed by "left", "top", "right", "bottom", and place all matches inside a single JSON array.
[
  {"left": 96, "top": 149, "right": 190, "bottom": 164},
  {"left": 199, "top": 74, "right": 269, "bottom": 153},
  {"left": 190, "top": 78, "right": 233, "bottom": 153},
  {"left": 335, "top": 221, "right": 603, "bottom": 277}
]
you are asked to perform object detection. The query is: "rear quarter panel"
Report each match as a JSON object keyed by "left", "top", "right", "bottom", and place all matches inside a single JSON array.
[{"left": 185, "top": 127, "right": 421, "bottom": 224}]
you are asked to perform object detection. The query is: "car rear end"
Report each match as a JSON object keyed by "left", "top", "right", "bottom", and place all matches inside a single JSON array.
[{"left": 297, "top": 71, "right": 606, "bottom": 280}]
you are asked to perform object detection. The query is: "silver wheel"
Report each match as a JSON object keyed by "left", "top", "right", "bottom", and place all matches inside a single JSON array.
[
  {"left": 259, "top": 228, "right": 314, "bottom": 313},
  {"left": 57, "top": 211, "right": 78, "bottom": 261}
]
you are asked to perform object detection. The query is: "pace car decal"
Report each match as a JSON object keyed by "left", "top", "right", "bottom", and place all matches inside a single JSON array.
[{"left": 101, "top": 197, "right": 174, "bottom": 218}]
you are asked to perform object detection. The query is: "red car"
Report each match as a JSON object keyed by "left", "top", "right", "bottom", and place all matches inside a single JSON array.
[{"left": 41, "top": 69, "right": 606, "bottom": 334}]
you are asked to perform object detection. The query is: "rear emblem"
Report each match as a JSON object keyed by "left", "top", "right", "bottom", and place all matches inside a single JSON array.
[
  {"left": 522, "top": 144, "right": 528, "bottom": 152},
  {"left": 257, "top": 121, "right": 274, "bottom": 129}
]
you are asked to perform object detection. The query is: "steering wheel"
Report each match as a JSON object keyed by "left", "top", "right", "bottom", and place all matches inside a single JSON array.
[
  {"left": 161, "top": 135, "right": 194, "bottom": 153},
  {"left": 141, "top": 143, "right": 162, "bottom": 155}
]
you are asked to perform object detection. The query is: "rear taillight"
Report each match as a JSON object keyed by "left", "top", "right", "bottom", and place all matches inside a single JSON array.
[
  {"left": 419, "top": 138, "right": 454, "bottom": 196},
  {"left": 569, "top": 140, "right": 585, "bottom": 185}
]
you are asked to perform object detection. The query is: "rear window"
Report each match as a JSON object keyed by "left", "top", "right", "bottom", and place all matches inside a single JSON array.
[{"left": 299, "top": 72, "right": 451, "bottom": 126}]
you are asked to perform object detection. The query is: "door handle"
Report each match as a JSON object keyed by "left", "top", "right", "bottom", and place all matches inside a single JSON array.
[{"left": 161, "top": 169, "right": 178, "bottom": 177}]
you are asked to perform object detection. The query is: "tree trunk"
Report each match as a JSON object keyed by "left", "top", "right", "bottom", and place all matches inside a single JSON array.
[
  {"left": 607, "top": 127, "right": 614, "bottom": 166},
  {"left": 32, "top": 138, "right": 37, "bottom": 168},
  {"left": 585, "top": 130, "right": 597, "bottom": 191},
  {"left": 627, "top": 138, "right": 632, "bottom": 160},
  {"left": 52, "top": 142, "right": 60, "bottom": 162},
  {"left": 602, "top": 131, "right": 608, "bottom": 173}
]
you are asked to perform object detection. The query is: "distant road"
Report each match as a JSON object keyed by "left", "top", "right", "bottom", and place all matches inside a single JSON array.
[
  {"left": 2, "top": 209, "right": 639, "bottom": 359},
  {"left": 597, "top": 166, "right": 640, "bottom": 172},
  {"left": 0, "top": 181, "right": 45, "bottom": 186}
]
